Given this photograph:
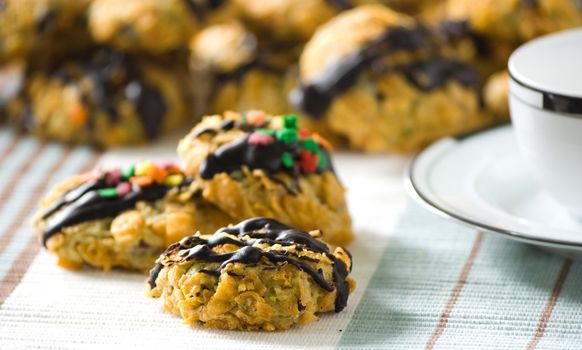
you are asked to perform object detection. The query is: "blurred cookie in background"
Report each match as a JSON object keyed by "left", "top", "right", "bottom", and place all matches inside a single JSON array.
[
  {"left": 88, "top": 0, "right": 238, "bottom": 55},
  {"left": 190, "top": 21, "right": 297, "bottom": 116},
  {"left": 6, "top": 48, "right": 194, "bottom": 147},
  {"left": 291, "top": 5, "right": 497, "bottom": 153},
  {"left": 0, "top": 0, "right": 93, "bottom": 68},
  {"left": 483, "top": 70, "right": 509, "bottom": 119},
  {"left": 445, "top": 0, "right": 582, "bottom": 44}
]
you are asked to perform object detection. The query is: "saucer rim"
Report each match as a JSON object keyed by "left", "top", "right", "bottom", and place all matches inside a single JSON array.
[{"left": 405, "top": 123, "right": 582, "bottom": 250}]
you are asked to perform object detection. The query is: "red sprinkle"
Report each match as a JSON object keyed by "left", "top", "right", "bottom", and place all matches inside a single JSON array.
[
  {"left": 298, "top": 128, "right": 311, "bottom": 138},
  {"left": 105, "top": 169, "right": 122, "bottom": 186},
  {"left": 299, "top": 150, "right": 318, "bottom": 174},
  {"left": 249, "top": 132, "right": 275, "bottom": 146},
  {"left": 116, "top": 182, "right": 131, "bottom": 196}
]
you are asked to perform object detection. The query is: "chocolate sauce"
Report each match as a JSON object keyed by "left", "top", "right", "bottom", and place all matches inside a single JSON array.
[
  {"left": 292, "top": 23, "right": 482, "bottom": 118},
  {"left": 25, "top": 47, "right": 170, "bottom": 140},
  {"left": 199, "top": 135, "right": 334, "bottom": 179},
  {"left": 183, "top": 0, "right": 226, "bottom": 21},
  {"left": 291, "top": 25, "right": 432, "bottom": 118},
  {"left": 40, "top": 175, "right": 192, "bottom": 246},
  {"left": 325, "top": 0, "right": 353, "bottom": 11},
  {"left": 439, "top": 20, "right": 489, "bottom": 56},
  {"left": 396, "top": 59, "right": 480, "bottom": 92},
  {"left": 149, "top": 218, "right": 351, "bottom": 312}
]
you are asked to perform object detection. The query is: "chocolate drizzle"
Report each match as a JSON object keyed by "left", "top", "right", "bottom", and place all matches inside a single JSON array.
[
  {"left": 148, "top": 217, "right": 351, "bottom": 312},
  {"left": 291, "top": 24, "right": 482, "bottom": 118},
  {"left": 24, "top": 48, "right": 170, "bottom": 140},
  {"left": 291, "top": 25, "right": 431, "bottom": 118},
  {"left": 199, "top": 135, "right": 333, "bottom": 179},
  {"left": 40, "top": 173, "right": 192, "bottom": 246},
  {"left": 183, "top": 0, "right": 226, "bottom": 21}
]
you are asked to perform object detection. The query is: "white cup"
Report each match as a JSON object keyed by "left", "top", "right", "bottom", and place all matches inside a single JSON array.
[{"left": 509, "top": 29, "right": 582, "bottom": 218}]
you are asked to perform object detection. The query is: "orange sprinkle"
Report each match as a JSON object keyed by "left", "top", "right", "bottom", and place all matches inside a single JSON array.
[
  {"left": 70, "top": 104, "right": 89, "bottom": 128},
  {"left": 164, "top": 164, "right": 182, "bottom": 174},
  {"left": 246, "top": 110, "right": 266, "bottom": 125},
  {"left": 148, "top": 166, "right": 167, "bottom": 184},
  {"left": 130, "top": 176, "right": 153, "bottom": 187},
  {"left": 312, "top": 133, "right": 333, "bottom": 151}
]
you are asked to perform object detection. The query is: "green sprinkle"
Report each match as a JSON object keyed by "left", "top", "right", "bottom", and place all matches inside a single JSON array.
[
  {"left": 317, "top": 151, "right": 328, "bottom": 170},
  {"left": 256, "top": 128, "right": 275, "bottom": 136},
  {"left": 98, "top": 188, "right": 118, "bottom": 198},
  {"left": 122, "top": 164, "right": 135, "bottom": 180},
  {"left": 302, "top": 138, "right": 318, "bottom": 152},
  {"left": 276, "top": 128, "right": 298, "bottom": 143},
  {"left": 241, "top": 113, "right": 247, "bottom": 124},
  {"left": 283, "top": 114, "right": 298, "bottom": 129},
  {"left": 281, "top": 152, "right": 294, "bottom": 168}
]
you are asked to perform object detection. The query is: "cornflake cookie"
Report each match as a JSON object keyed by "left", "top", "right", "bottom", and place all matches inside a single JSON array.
[
  {"left": 291, "top": 5, "right": 495, "bottom": 153},
  {"left": 6, "top": 48, "right": 193, "bottom": 147},
  {"left": 0, "top": 0, "right": 92, "bottom": 66},
  {"left": 178, "top": 110, "right": 354, "bottom": 246},
  {"left": 190, "top": 21, "right": 297, "bottom": 116},
  {"left": 445, "top": 0, "right": 582, "bottom": 44},
  {"left": 34, "top": 161, "right": 231, "bottom": 271},
  {"left": 147, "top": 217, "right": 355, "bottom": 331}
]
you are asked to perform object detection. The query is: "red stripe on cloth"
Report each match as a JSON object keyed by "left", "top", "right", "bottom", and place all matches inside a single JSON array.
[
  {"left": 425, "top": 232, "right": 485, "bottom": 350},
  {"left": 526, "top": 259, "right": 572, "bottom": 350},
  {"left": 0, "top": 134, "right": 22, "bottom": 165},
  {"left": 0, "top": 150, "right": 101, "bottom": 305},
  {"left": 0, "top": 141, "right": 46, "bottom": 215}
]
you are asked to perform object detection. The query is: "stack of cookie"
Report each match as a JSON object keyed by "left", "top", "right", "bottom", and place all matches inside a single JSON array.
[
  {"left": 33, "top": 110, "right": 355, "bottom": 330},
  {"left": 2, "top": 0, "right": 581, "bottom": 151}
]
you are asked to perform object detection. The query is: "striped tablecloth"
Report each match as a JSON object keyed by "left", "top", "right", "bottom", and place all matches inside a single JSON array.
[{"left": 0, "top": 127, "right": 580, "bottom": 350}]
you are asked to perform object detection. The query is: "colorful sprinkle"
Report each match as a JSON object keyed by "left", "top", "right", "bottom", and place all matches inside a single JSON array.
[
  {"left": 301, "top": 138, "right": 319, "bottom": 152},
  {"left": 130, "top": 176, "right": 153, "bottom": 187},
  {"left": 298, "top": 128, "right": 311, "bottom": 138},
  {"left": 148, "top": 166, "right": 167, "bottom": 184},
  {"left": 312, "top": 133, "right": 333, "bottom": 151},
  {"left": 283, "top": 114, "right": 298, "bottom": 129},
  {"left": 135, "top": 161, "right": 154, "bottom": 177},
  {"left": 276, "top": 128, "right": 299, "bottom": 143},
  {"left": 122, "top": 165, "right": 135, "bottom": 180},
  {"left": 70, "top": 104, "right": 89, "bottom": 128},
  {"left": 256, "top": 128, "right": 275, "bottom": 136},
  {"left": 116, "top": 182, "right": 132, "bottom": 196},
  {"left": 165, "top": 174, "right": 185, "bottom": 187},
  {"left": 317, "top": 151, "right": 329, "bottom": 170},
  {"left": 246, "top": 110, "right": 267, "bottom": 126},
  {"left": 98, "top": 187, "right": 118, "bottom": 198},
  {"left": 249, "top": 132, "right": 275, "bottom": 146},
  {"left": 281, "top": 152, "right": 294, "bottom": 168},
  {"left": 299, "top": 150, "right": 318, "bottom": 173},
  {"left": 105, "top": 169, "right": 122, "bottom": 186}
]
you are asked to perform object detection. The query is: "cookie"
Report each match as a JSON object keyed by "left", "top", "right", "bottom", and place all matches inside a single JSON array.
[
  {"left": 291, "top": 5, "right": 494, "bottom": 153},
  {"left": 177, "top": 111, "right": 354, "bottom": 246},
  {"left": 89, "top": 0, "right": 201, "bottom": 54},
  {"left": 147, "top": 217, "right": 355, "bottom": 331},
  {"left": 230, "top": 0, "right": 341, "bottom": 44},
  {"left": 6, "top": 48, "right": 193, "bottom": 147},
  {"left": 34, "top": 161, "right": 232, "bottom": 271},
  {"left": 190, "top": 21, "right": 298, "bottom": 118},
  {"left": 483, "top": 70, "right": 509, "bottom": 119},
  {"left": 445, "top": 0, "right": 582, "bottom": 44},
  {"left": 0, "top": 0, "right": 92, "bottom": 66}
]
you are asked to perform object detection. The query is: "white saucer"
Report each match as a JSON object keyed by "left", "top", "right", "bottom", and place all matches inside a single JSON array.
[{"left": 406, "top": 124, "right": 582, "bottom": 257}]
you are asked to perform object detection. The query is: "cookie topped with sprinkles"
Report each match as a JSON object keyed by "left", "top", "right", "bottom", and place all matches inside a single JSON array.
[
  {"left": 178, "top": 110, "right": 334, "bottom": 179},
  {"left": 177, "top": 110, "right": 354, "bottom": 246}
]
